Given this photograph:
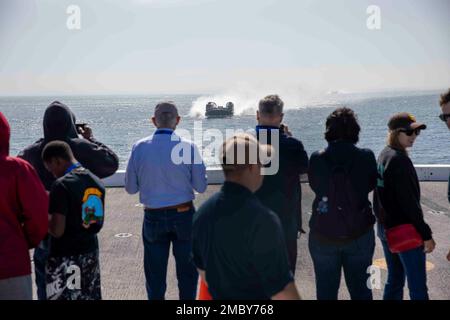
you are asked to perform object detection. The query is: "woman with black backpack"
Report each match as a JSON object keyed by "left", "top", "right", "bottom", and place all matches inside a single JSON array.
[
  {"left": 373, "top": 113, "right": 435, "bottom": 300},
  {"left": 308, "top": 107, "right": 378, "bottom": 300}
]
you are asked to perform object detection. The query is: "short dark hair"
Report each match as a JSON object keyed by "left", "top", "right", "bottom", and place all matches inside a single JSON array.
[
  {"left": 42, "top": 140, "right": 74, "bottom": 163},
  {"left": 220, "top": 133, "right": 272, "bottom": 177},
  {"left": 258, "top": 95, "right": 284, "bottom": 115},
  {"left": 325, "top": 107, "right": 360, "bottom": 144},
  {"left": 440, "top": 88, "right": 450, "bottom": 107}
]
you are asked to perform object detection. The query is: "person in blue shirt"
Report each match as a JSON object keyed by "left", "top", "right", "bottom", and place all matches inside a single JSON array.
[
  {"left": 125, "top": 101, "right": 207, "bottom": 300},
  {"left": 438, "top": 89, "right": 450, "bottom": 262}
]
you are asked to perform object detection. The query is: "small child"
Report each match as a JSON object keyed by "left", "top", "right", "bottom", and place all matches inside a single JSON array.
[{"left": 42, "top": 140, "right": 105, "bottom": 300}]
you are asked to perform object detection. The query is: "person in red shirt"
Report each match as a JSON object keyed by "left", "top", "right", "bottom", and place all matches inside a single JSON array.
[{"left": 0, "top": 112, "right": 48, "bottom": 300}]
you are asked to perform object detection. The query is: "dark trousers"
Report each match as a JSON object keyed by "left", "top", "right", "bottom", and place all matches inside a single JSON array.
[
  {"left": 308, "top": 229, "right": 375, "bottom": 300},
  {"left": 142, "top": 208, "right": 198, "bottom": 300},
  {"left": 33, "top": 246, "right": 48, "bottom": 300},
  {"left": 286, "top": 237, "right": 298, "bottom": 275},
  {"left": 377, "top": 224, "right": 429, "bottom": 300}
]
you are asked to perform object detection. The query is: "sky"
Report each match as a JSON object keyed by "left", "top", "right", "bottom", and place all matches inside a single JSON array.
[{"left": 0, "top": 0, "right": 449, "bottom": 95}]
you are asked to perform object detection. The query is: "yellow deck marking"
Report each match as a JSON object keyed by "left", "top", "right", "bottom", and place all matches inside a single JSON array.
[{"left": 372, "top": 258, "right": 435, "bottom": 271}]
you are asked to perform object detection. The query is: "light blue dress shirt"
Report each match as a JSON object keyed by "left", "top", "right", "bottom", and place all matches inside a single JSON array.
[{"left": 125, "top": 128, "right": 207, "bottom": 208}]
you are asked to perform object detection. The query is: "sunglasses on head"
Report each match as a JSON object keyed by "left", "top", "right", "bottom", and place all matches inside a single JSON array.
[
  {"left": 398, "top": 128, "right": 421, "bottom": 136},
  {"left": 439, "top": 114, "right": 450, "bottom": 122}
]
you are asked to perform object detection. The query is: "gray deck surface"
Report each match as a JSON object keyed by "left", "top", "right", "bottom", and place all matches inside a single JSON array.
[{"left": 32, "top": 182, "right": 450, "bottom": 300}]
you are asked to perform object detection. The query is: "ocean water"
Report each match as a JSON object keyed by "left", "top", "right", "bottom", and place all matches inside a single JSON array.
[{"left": 0, "top": 90, "right": 448, "bottom": 169}]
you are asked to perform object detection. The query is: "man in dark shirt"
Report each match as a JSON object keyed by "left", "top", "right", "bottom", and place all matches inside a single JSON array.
[
  {"left": 42, "top": 141, "right": 105, "bottom": 300},
  {"left": 254, "top": 95, "right": 309, "bottom": 274},
  {"left": 192, "top": 133, "right": 300, "bottom": 300}
]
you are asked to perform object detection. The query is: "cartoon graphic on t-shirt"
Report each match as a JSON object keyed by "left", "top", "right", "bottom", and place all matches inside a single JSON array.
[{"left": 81, "top": 188, "right": 104, "bottom": 229}]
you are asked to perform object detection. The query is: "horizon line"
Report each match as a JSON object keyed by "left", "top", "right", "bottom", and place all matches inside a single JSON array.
[{"left": 0, "top": 87, "right": 446, "bottom": 99}]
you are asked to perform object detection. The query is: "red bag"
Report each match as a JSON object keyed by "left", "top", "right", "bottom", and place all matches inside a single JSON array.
[{"left": 385, "top": 224, "right": 423, "bottom": 253}]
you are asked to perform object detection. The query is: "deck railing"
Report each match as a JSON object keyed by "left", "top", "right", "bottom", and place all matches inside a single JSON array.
[{"left": 102, "top": 165, "right": 450, "bottom": 187}]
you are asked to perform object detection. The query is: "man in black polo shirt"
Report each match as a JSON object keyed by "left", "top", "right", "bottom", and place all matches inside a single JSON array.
[
  {"left": 42, "top": 141, "right": 105, "bottom": 300},
  {"left": 192, "top": 133, "right": 300, "bottom": 300},
  {"left": 255, "top": 95, "right": 309, "bottom": 274}
]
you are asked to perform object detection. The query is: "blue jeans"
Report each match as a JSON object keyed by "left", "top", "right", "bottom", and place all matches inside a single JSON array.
[
  {"left": 33, "top": 245, "right": 49, "bottom": 300},
  {"left": 377, "top": 224, "right": 429, "bottom": 300},
  {"left": 142, "top": 207, "right": 198, "bottom": 300},
  {"left": 309, "top": 229, "right": 375, "bottom": 300}
]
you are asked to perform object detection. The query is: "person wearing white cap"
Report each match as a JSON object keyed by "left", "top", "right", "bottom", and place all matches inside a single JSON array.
[{"left": 125, "top": 101, "right": 207, "bottom": 300}]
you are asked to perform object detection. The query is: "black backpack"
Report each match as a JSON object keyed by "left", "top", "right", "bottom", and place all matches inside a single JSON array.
[{"left": 314, "top": 151, "right": 373, "bottom": 240}]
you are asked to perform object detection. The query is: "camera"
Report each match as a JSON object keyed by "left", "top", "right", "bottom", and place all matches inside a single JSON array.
[{"left": 75, "top": 123, "right": 87, "bottom": 134}]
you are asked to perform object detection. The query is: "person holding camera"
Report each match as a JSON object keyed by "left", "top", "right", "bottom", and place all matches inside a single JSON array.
[
  {"left": 42, "top": 141, "right": 105, "bottom": 300},
  {"left": 254, "top": 95, "right": 309, "bottom": 274},
  {"left": 18, "top": 100, "right": 119, "bottom": 300}
]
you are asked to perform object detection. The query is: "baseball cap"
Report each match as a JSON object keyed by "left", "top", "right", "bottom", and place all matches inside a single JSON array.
[{"left": 388, "top": 112, "right": 427, "bottom": 131}]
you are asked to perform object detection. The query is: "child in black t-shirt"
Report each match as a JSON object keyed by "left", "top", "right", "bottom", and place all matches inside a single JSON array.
[{"left": 42, "top": 141, "right": 105, "bottom": 300}]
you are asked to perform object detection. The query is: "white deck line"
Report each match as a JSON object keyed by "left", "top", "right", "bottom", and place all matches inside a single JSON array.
[{"left": 102, "top": 165, "right": 450, "bottom": 187}]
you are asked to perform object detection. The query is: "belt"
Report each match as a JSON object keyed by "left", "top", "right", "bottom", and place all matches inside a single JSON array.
[{"left": 145, "top": 201, "right": 193, "bottom": 213}]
